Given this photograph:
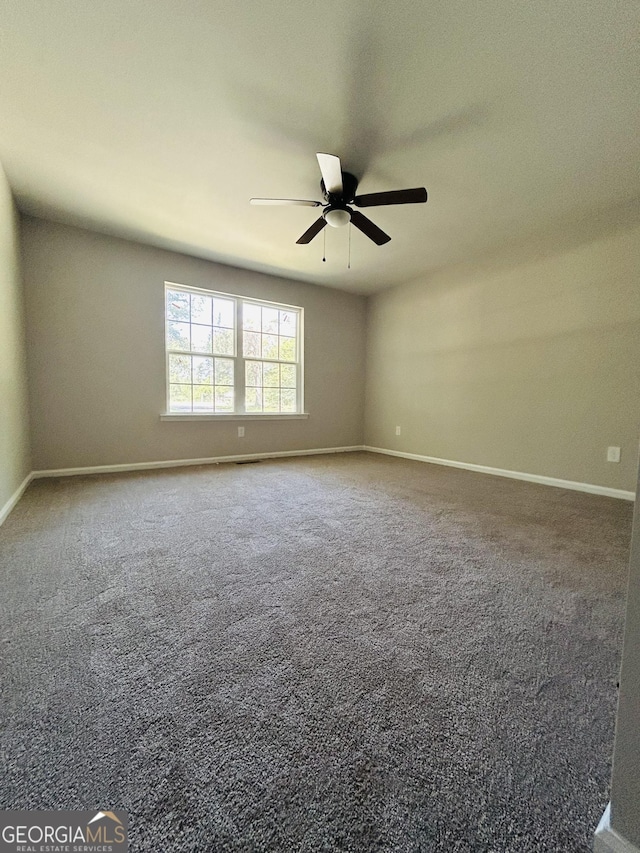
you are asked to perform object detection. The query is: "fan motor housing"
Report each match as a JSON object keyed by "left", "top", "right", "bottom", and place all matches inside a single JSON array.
[{"left": 321, "top": 171, "right": 358, "bottom": 205}]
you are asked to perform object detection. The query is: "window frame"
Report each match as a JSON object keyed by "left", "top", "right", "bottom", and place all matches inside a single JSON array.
[{"left": 163, "top": 282, "right": 305, "bottom": 419}]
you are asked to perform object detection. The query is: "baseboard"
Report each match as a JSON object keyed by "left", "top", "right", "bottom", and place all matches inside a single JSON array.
[
  {"left": 594, "top": 804, "right": 640, "bottom": 853},
  {"left": 15, "top": 443, "right": 635, "bottom": 509},
  {"left": 31, "top": 446, "right": 366, "bottom": 479},
  {"left": 363, "top": 446, "right": 636, "bottom": 501},
  {"left": 0, "top": 472, "right": 33, "bottom": 527}
]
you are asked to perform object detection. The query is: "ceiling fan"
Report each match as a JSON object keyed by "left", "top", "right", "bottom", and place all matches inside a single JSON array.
[{"left": 250, "top": 153, "right": 428, "bottom": 245}]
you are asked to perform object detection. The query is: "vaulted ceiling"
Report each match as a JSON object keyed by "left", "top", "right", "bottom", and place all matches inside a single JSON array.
[{"left": 1, "top": 1, "right": 638, "bottom": 293}]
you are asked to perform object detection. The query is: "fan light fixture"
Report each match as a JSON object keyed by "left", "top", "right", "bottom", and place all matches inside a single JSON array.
[{"left": 324, "top": 207, "right": 351, "bottom": 228}]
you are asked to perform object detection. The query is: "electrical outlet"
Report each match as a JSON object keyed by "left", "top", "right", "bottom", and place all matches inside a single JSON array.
[
  {"left": 395, "top": 425, "right": 401, "bottom": 436},
  {"left": 238, "top": 426, "right": 245, "bottom": 437},
  {"left": 607, "top": 446, "right": 620, "bottom": 463}
]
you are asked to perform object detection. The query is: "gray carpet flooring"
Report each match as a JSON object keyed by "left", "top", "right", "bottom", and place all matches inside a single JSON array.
[{"left": 0, "top": 452, "right": 633, "bottom": 852}]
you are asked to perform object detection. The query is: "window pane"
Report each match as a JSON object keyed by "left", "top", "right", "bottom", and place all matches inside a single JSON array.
[
  {"left": 193, "top": 385, "right": 214, "bottom": 411},
  {"left": 213, "top": 328, "right": 234, "bottom": 355},
  {"left": 263, "top": 387, "right": 280, "bottom": 412},
  {"left": 281, "top": 389, "right": 296, "bottom": 412},
  {"left": 263, "top": 362, "right": 279, "bottom": 387},
  {"left": 169, "top": 354, "right": 191, "bottom": 384},
  {"left": 262, "top": 334, "right": 278, "bottom": 360},
  {"left": 215, "top": 387, "right": 234, "bottom": 412},
  {"left": 279, "top": 336, "right": 296, "bottom": 361},
  {"left": 192, "top": 356, "right": 213, "bottom": 385},
  {"left": 191, "top": 294, "right": 212, "bottom": 325},
  {"left": 166, "top": 288, "right": 301, "bottom": 417},
  {"left": 245, "top": 361, "right": 262, "bottom": 387},
  {"left": 243, "top": 303, "right": 261, "bottom": 332},
  {"left": 166, "top": 290, "right": 190, "bottom": 321},
  {"left": 170, "top": 384, "right": 192, "bottom": 412},
  {"left": 213, "top": 298, "right": 235, "bottom": 328},
  {"left": 191, "top": 324, "right": 213, "bottom": 353},
  {"left": 245, "top": 387, "right": 262, "bottom": 412},
  {"left": 167, "top": 321, "right": 190, "bottom": 351},
  {"left": 243, "top": 330, "right": 261, "bottom": 357},
  {"left": 215, "top": 358, "right": 234, "bottom": 386},
  {"left": 280, "top": 364, "right": 296, "bottom": 388},
  {"left": 279, "top": 311, "right": 297, "bottom": 336},
  {"left": 262, "top": 307, "right": 279, "bottom": 334}
]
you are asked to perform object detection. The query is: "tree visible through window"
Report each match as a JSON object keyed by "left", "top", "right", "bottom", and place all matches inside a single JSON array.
[{"left": 165, "top": 283, "right": 303, "bottom": 414}]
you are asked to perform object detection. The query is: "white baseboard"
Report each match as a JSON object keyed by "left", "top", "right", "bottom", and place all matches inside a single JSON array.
[
  {"left": 0, "top": 472, "right": 33, "bottom": 527},
  {"left": 12, "top": 444, "right": 635, "bottom": 513},
  {"left": 31, "top": 446, "right": 365, "bottom": 479},
  {"left": 364, "top": 446, "right": 636, "bottom": 501},
  {"left": 594, "top": 804, "right": 640, "bottom": 853}
]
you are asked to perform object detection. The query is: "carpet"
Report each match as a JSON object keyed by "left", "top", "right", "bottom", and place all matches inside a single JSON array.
[{"left": 0, "top": 452, "right": 633, "bottom": 851}]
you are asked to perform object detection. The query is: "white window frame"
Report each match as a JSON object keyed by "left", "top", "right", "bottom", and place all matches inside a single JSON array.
[{"left": 162, "top": 282, "right": 306, "bottom": 420}]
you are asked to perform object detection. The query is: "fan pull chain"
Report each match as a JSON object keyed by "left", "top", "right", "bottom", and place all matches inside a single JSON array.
[
  {"left": 348, "top": 222, "right": 351, "bottom": 269},
  {"left": 322, "top": 228, "right": 326, "bottom": 262}
]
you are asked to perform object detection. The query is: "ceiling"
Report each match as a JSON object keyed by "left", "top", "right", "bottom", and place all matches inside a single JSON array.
[{"left": 1, "top": 0, "right": 638, "bottom": 295}]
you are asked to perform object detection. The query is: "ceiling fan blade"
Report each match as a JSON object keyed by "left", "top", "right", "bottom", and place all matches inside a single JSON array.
[
  {"left": 296, "top": 217, "right": 327, "bottom": 244},
  {"left": 250, "top": 198, "right": 322, "bottom": 207},
  {"left": 354, "top": 187, "right": 428, "bottom": 207},
  {"left": 350, "top": 210, "right": 391, "bottom": 245},
  {"left": 316, "top": 153, "right": 343, "bottom": 195}
]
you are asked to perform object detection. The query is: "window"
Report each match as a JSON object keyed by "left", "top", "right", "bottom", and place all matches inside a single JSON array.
[{"left": 165, "top": 283, "right": 303, "bottom": 415}]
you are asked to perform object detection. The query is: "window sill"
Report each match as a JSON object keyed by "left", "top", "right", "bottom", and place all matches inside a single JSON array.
[{"left": 160, "top": 412, "right": 309, "bottom": 422}]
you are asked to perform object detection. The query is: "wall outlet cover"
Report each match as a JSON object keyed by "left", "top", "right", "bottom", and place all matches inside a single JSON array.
[{"left": 607, "top": 446, "right": 621, "bottom": 463}]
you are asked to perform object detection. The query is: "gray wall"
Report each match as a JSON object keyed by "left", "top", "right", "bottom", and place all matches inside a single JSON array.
[
  {"left": 365, "top": 223, "right": 640, "bottom": 492},
  {"left": 21, "top": 217, "right": 365, "bottom": 470},
  {"left": 610, "top": 460, "right": 640, "bottom": 846},
  {"left": 0, "top": 164, "right": 30, "bottom": 513}
]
